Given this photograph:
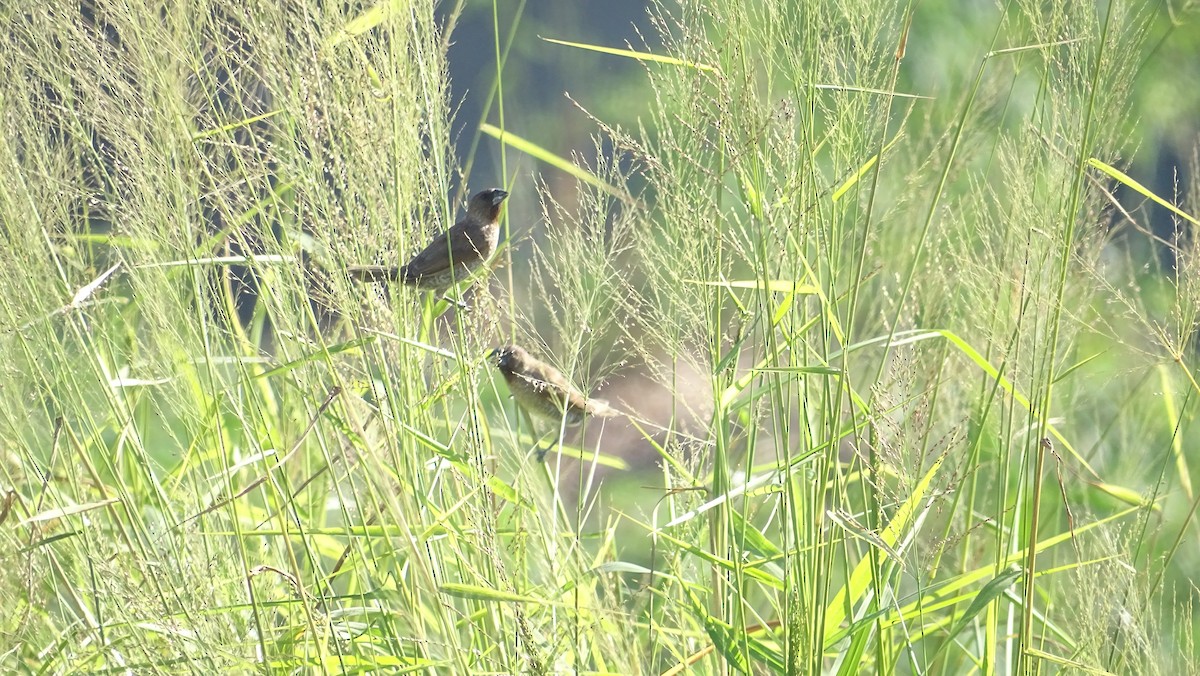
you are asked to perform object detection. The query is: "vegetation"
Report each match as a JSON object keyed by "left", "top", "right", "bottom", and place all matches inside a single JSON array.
[{"left": 1, "top": 0, "right": 1197, "bottom": 673}]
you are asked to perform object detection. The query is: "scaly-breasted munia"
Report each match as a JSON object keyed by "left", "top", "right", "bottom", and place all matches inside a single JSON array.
[
  {"left": 490, "top": 344, "right": 617, "bottom": 431},
  {"left": 349, "top": 188, "right": 508, "bottom": 292}
]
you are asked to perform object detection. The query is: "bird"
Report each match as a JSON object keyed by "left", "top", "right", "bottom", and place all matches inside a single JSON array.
[
  {"left": 490, "top": 345, "right": 617, "bottom": 456},
  {"left": 349, "top": 188, "right": 508, "bottom": 293}
]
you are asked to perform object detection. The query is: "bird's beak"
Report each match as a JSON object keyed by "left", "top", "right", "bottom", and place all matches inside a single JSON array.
[{"left": 491, "top": 190, "right": 509, "bottom": 205}]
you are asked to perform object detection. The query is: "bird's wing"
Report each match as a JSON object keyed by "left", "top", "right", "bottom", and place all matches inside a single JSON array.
[
  {"left": 402, "top": 219, "right": 487, "bottom": 279},
  {"left": 399, "top": 225, "right": 456, "bottom": 279},
  {"left": 515, "top": 370, "right": 602, "bottom": 415}
]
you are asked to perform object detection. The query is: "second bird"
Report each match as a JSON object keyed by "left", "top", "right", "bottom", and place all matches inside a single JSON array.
[
  {"left": 349, "top": 188, "right": 508, "bottom": 291},
  {"left": 490, "top": 345, "right": 618, "bottom": 427}
]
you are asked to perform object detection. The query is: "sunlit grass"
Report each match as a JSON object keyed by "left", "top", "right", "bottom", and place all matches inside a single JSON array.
[{"left": 0, "top": 0, "right": 1196, "bottom": 673}]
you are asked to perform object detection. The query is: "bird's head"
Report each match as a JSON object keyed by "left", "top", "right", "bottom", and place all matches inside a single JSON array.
[
  {"left": 489, "top": 344, "right": 527, "bottom": 374},
  {"left": 469, "top": 188, "right": 509, "bottom": 221}
]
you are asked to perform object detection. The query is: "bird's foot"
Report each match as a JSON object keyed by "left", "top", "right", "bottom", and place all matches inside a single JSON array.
[{"left": 535, "top": 445, "right": 550, "bottom": 462}]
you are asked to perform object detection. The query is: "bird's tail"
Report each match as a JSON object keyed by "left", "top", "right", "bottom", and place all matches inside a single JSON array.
[{"left": 347, "top": 265, "right": 402, "bottom": 283}]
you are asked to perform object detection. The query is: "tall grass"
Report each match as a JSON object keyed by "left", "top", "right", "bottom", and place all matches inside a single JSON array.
[{"left": 0, "top": 0, "right": 1195, "bottom": 673}]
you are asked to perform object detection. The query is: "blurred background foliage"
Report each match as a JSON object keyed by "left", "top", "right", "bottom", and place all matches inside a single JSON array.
[{"left": 451, "top": 1, "right": 1200, "bottom": 258}]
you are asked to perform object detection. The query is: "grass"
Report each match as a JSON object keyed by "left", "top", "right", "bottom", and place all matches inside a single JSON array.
[{"left": 0, "top": 0, "right": 1197, "bottom": 673}]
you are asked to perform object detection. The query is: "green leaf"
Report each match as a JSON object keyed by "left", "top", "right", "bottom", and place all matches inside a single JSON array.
[
  {"left": 752, "top": 365, "right": 841, "bottom": 376},
  {"left": 637, "top": 513, "right": 783, "bottom": 589},
  {"left": 1088, "top": 157, "right": 1200, "bottom": 226},
  {"left": 683, "top": 592, "right": 750, "bottom": 673},
  {"left": 590, "top": 561, "right": 682, "bottom": 583},
  {"left": 684, "top": 278, "right": 819, "bottom": 294},
  {"left": 1157, "top": 364, "right": 1191, "bottom": 501},
  {"left": 886, "top": 329, "right": 1097, "bottom": 476},
  {"left": 540, "top": 36, "right": 717, "bottom": 71},
  {"left": 325, "top": 0, "right": 404, "bottom": 49},
  {"left": 835, "top": 621, "right": 872, "bottom": 676},
  {"left": 439, "top": 583, "right": 539, "bottom": 604},
  {"left": 486, "top": 476, "right": 532, "bottom": 509},
  {"left": 591, "top": 561, "right": 653, "bottom": 575},
  {"left": 1090, "top": 481, "right": 1159, "bottom": 511},
  {"left": 824, "top": 452, "right": 946, "bottom": 639},
  {"left": 479, "top": 124, "right": 630, "bottom": 202},
  {"left": 20, "top": 498, "right": 120, "bottom": 526},
  {"left": 137, "top": 255, "right": 295, "bottom": 269},
  {"left": 254, "top": 336, "right": 375, "bottom": 379},
  {"left": 16, "top": 530, "right": 82, "bottom": 555},
  {"left": 1025, "top": 648, "right": 1119, "bottom": 675},
  {"left": 729, "top": 509, "right": 783, "bottom": 559},
  {"left": 831, "top": 132, "right": 903, "bottom": 202},
  {"left": 825, "top": 506, "right": 1142, "bottom": 647},
  {"left": 1052, "top": 349, "right": 1107, "bottom": 385},
  {"left": 192, "top": 109, "right": 285, "bottom": 140},
  {"left": 61, "top": 232, "right": 160, "bottom": 251},
  {"left": 926, "top": 564, "right": 1022, "bottom": 666},
  {"left": 826, "top": 509, "right": 904, "bottom": 565}
]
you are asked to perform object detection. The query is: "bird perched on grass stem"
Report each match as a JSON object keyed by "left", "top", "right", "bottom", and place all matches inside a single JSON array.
[
  {"left": 490, "top": 345, "right": 617, "bottom": 458},
  {"left": 349, "top": 188, "right": 508, "bottom": 301}
]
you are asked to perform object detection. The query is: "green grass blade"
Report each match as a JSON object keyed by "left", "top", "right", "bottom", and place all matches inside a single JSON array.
[
  {"left": 1088, "top": 157, "right": 1200, "bottom": 226},
  {"left": 480, "top": 123, "right": 630, "bottom": 201},
  {"left": 540, "top": 36, "right": 717, "bottom": 71}
]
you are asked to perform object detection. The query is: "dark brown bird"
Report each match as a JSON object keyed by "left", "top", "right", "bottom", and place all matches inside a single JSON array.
[
  {"left": 490, "top": 345, "right": 617, "bottom": 427},
  {"left": 349, "top": 188, "right": 508, "bottom": 291}
]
